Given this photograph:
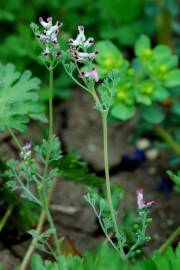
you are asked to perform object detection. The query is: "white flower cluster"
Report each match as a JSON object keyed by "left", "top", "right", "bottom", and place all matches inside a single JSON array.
[
  {"left": 36, "top": 17, "right": 62, "bottom": 58},
  {"left": 69, "top": 26, "right": 99, "bottom": 82}
]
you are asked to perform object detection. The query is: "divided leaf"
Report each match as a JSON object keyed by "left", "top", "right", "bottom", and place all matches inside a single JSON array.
[{"left": 0, "top": 63, "right": 46, "bottom": 132}]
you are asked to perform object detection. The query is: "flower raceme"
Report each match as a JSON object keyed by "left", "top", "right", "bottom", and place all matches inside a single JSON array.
[
  {"left": 35, "top": 17, "right": 62, "bottom": 58},
  {"left": 69, "top": 26, "right": 98, "bottom": 63},
  {"left": 69, "top": 25, "right": 99, "bottom": 82},
  {"left": 136, "top": 188, "right": 154, "bottom": 210}
]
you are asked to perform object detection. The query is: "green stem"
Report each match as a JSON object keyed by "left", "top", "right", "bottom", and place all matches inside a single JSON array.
[
  {"left": 63, "top": 63, "right": 89, "bottom": 92},
  {"left": 20, "top": 67, "right": 59, "bottom": 270},
  {"left": 41, "top": 66, "right": 60, "bottom": 256},
  {"left": 159, "top": 226, "right": 180, "bottom": 254},
  {"left": 101, "top": 112, "right": 125, "bottom": 259},
  {"left": 44, "top": 205, "right": 60, "bottom": 256},
  {"left": 155, "top": 125, "right": 180, "bottom": 155},
  {"left": 49, "top": 67, "right": 54, "bottom": 141},
  {"left": 7, "top": 127, "right": 22, "bottom": 150},
  {"left": 43, "top": 67, "right": 54, "bottom": 178},
  {"left": 0, "top": 204, "right": 15, "bottom": 232},
  {"left": 20, "top": 179, "right": 58, "bottom": 270}
]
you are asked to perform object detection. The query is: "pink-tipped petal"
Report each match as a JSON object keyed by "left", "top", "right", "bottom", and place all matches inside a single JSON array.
[
  {"left": 136, "top": 188, "right": 144, "bottom": 209},
  {"left": 136, "top": 188, "right": 154, "bottom": 210}
]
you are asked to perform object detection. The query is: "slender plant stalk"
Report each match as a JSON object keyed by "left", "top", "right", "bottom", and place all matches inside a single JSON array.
[
  {"left": 20, "top": 66, "right": 59, "bottom": 270},
  {"left": 7, "top": 126, "right": 22, "bottom": 150},
  {"left": 101, "top": 112, "right": 125, "bottom": 259},
  {"left": 43, "top": 66, "right": 54, "bottom": 177},
  {"left": 42, "top": 66, "right": 60, "bottom": 256},
  {"left": 20, "top": 211, "right": 45, "bottom": 270},
  {"left": 20, "top": 178, "right": 58, "bottom": 270},
  {"left": 0, "top": 204, "right": 15, "bottom": 232},
  {"left": 159, "top": 226, "right": 180, "bottom": 254},
  {"left": 154, "top": 124, "right": 180, "bottom": 155}
]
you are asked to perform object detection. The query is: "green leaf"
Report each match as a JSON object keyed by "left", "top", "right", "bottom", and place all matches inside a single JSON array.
[
  {"left": 111, "top": 103, "right": 136, "bottom": 120},
  {"left": 95, "top": 41, "right": 125, "bottom": 75},
  {"left": 31, "top": 254, "right": 44, "bottom": 270},
  {"left": 135, "top": 35, "right": 151, "bottom": 57},
  {"left": 135, "top": 91, "right": 152, "bottom": 105},
  {"left": 0, "top": 63, "right": 46, "bottom": 132},
  {"left": 153, "top": 45, "right": 171, "bottom": 58},
  {"left": 164, "top": 69, "right": 180, "bottom": 87},
  {"left": 141, "top": 105, "right": 165, "bottom": 124},
  {"left": 171, "top": 101, "right": 180, "bottom": 115},
  {"left": 152, "top": 87, "right": 169, "bottom": 102}
]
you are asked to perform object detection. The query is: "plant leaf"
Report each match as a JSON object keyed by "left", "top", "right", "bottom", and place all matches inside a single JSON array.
[{"left": 0, "top": 63, "right": 46, "bottom": 132}]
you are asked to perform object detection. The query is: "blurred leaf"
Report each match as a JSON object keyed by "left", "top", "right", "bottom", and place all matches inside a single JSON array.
[
  {"left": 111, "top": 103, "right": 136, "bottom": 120},
  {"left": 95, "top": 41, "right": 125, "bottom": 75},
  {"left": 135, "top": 35, "right": 151, "bottom": 57},
  {"left": 141, "top": 105, "right": 165, "bottom": 124},
  {"left": 164, "top": 70, "right": 180, "bottom": 87},
  {"left": 171, "top": 101, "right": 180, "bottom": 115}
]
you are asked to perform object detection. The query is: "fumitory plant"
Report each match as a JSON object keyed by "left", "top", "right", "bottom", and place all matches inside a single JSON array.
[
  {"left": 0, "top": 16, "right": 155, "bottom": 270},
  {"left": 58, "top": 24, "right": 155, "bottom": 259},
  {"left": 6, "top": 15, "right": 180, "bottom": 270}
]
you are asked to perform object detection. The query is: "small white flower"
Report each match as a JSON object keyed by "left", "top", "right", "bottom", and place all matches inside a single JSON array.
[
  {"left": 43, "top": 47, "right": 50, "bottom": 56},
  {"left": 80, "top": 67, "right": 99, "bottom": 82},
  {"left": 69, "top": 26, "right": 94, "bottom": 48},
  {"left": 20, "top": 142, "right": 32, "bottom": 160},
  {"left": 46, "top": 21, "right": 62, "bottom": 37},
  {"left": 50, "top": 32, "right": 58, "bottom": 44},
  {"left": 84, "top": 37, "right": 94, "bottom": 48},
  {"left": 136, "top": 188, "right": 154, "bottom": 210},
  {"left": 69, "top": 26, "right": 85, "bottom": 47},
  {"left": 39, "top": 17, "right": 52, "bottom": 29},
  {"left": 70, "top": 50, "right": 98, "bottom": 62}
]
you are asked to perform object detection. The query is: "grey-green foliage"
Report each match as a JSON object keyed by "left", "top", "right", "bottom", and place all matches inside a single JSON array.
[
  {"left": 6, "top": 135, "right": 62, "bottom": 206},
  {"left": 0, "top": 63, "right": 46, "bottom": 132},
  {"left": 84, "top": 186, "right": 152, "bottom": 257},
  {"left": 35, "top": 135, "right": 62, "bottom": 165}
]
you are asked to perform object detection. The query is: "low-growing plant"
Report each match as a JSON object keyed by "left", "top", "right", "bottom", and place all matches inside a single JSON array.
[{"left": 0, "top": 16, "right": 179, "bottom": 270}]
